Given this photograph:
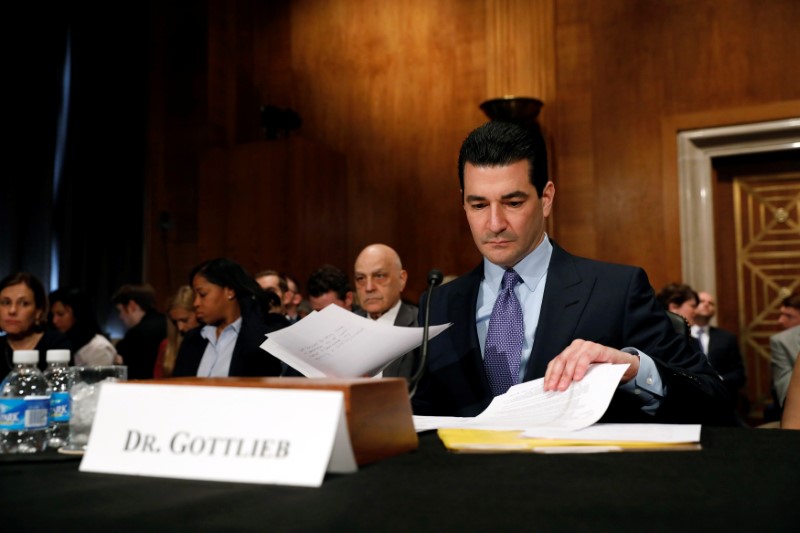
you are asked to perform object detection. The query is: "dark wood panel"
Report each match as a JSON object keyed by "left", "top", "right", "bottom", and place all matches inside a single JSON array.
[{"left": 144, "top": 0, "right": 800, "bottom": 309}]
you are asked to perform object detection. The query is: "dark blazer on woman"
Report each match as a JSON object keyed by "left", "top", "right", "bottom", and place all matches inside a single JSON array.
[{"left": 172, "top": 306, "right": 288, "bottom": 378}]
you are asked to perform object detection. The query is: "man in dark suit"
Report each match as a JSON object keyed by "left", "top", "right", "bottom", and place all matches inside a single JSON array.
[
  {"left": 354, "top": 244, "right": 419, "bottom": 381},
  {"left": 412, "top": 121, "right": 732, "bottom": 425},
  {"left": 692, "top": 291, "right": 746, "bottom": 403}
]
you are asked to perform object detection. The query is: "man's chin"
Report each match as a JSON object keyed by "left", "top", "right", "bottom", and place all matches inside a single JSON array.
[{"left": 481, "top": 249, "right": 520, "bottom": 268}]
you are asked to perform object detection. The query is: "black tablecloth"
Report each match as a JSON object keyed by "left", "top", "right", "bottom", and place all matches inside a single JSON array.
[{"left": 2, "top": 427, "right": 798, "bottom": 531}]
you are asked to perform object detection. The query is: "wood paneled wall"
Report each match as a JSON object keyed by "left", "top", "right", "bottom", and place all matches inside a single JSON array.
[{"left": 145, "top": 0, "right": 800, "bottom": 305}]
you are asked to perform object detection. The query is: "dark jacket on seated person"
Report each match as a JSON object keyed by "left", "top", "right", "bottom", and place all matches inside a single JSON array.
[{"left": 172, "top": 301, "right": 288, "bottom": 378}]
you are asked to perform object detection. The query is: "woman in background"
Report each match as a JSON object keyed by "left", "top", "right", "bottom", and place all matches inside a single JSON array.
[
  {"left": 49, "top": 287, "right": 117, "bottom": 366},
  {"left": 655, "top": 283, "right": 699, "bottom": 325},
  {"left": 154, "top": 285, "right": 199, "bottom": 378},
  {"left": 1, "top": 272, "right": 70, "bottom": 373},
  {"left": 172, "top": 258, "right": 288, "bottom": 377}
]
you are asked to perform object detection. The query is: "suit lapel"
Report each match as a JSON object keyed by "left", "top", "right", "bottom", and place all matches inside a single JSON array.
[
  {"left": 525, "top": 242, "right": 594, "bottom": 380},
  {"left": 452, "top": 265, "right": 491, "bottom": 395},
  {"left": 394, "top": 302, "right": 418, "bottom": 328}
]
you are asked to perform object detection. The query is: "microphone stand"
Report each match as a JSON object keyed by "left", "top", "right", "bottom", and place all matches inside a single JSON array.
[{"left": 408, "top": 269, "right": 443, "bottom": 399}]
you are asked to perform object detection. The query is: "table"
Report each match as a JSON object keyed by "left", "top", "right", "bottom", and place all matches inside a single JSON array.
[{"left": 2, "top": 427, "right": 798, "bottom": 531}]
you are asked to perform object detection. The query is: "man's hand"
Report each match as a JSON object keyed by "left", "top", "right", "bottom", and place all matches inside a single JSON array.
[{"left": 543, "top": 339, "right": 640, "bottom": 392}]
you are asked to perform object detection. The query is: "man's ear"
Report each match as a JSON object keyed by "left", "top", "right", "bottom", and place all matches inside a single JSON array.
[
  {"left": 541, "top": 181, "right": 555, "bottom": 217},
  {"left": 344, "top": 291, "right": 354, "bottom": 309},
  {"left": 399, "top": 270, "right": 408, "bottom": 291}
]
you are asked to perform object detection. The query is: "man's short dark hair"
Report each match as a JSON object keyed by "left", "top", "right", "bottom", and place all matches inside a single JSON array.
[
  {"left": 307, "top": 265, "right": 351, "bottom": 300},
  {"left": 254, "top": 269, "right": 289, "bottom": 294},
  {"left": 656, "top": 283, "right": 699, "bottom": 309},
  {"left": 111, "top": 284, "right": 157, "bottom": 312},
  {"left": 458, "top": 121, "right": 549, "bottom": 198},
  {"left": 782, "top": 292, "right": 800, "bottom": 310}
]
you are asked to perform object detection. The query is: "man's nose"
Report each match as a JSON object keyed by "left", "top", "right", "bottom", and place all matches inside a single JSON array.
[
  {"left": 365, "top": 277, "right": 375, "bottom": 291},
  {"left": 488, "top": 204, "right": 507, "bottom": 233}
]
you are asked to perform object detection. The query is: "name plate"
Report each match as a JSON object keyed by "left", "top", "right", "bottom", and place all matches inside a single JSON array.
[{"left": 79, "top": 383, "right": 357, "bottom": 487}]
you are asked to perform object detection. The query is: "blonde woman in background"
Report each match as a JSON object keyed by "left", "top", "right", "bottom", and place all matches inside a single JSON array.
[{"left": 154, "top": 286, "right": 199, "bottom": 378}]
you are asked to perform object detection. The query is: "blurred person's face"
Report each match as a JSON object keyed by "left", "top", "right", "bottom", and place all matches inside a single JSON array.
[
  {"left": 257, "top": 274, "right": 293, "bottom": 311},
  {"left": 695, "top": 292, "right": 716, "bottom": 321},
  {"left": 669, "top": 298, "right": 698, "bottom": 325},
  {"left": 51, "top": 301, "right": 76, "bottom": 333},
  {"left": 0, "top": 283, "right": 42, "bottom": 337},
  {"left": 309, "top": 290, "right": 352, "bottom": 312},
  {"left": 286, "top": 279, "right": 302, "bottom": 307},
  {"left": 169, "top": 307, "right": 199, "bottom": 334},
  {"left": 354, "top": 248, "right": 407, "bottom": 319},
  {"left": 778, "top": 305, "right": 800, "bottom": 330},
  {"left": 192, "top": 274, "right": 238, "bottom": 326},
  {"left": 116, "top": 302, "right": 141, "bottom": 329}
]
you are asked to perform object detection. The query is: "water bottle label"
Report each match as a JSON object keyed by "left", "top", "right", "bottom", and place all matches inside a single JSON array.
[
  {"left": 0, "top": 398, "right": 27, "bottom": 431},
  {"left": 49, "top": 391, "right": 71, "bottom": 423},
  {"left": 0, "top": 396, "right": 51, "bottom": 430}
]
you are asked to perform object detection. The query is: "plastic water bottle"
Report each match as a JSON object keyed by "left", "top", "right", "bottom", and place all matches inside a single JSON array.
[
  {"left": 44, "top": 349, "right": 71, "bottom": 449},
  {"left": 0, "top": 350, "right": 51, "bottom": 453}
]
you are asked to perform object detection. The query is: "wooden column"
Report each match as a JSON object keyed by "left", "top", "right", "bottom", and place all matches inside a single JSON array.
[{"left": 484, "top": 0, "right": 556, "bottom": 102}]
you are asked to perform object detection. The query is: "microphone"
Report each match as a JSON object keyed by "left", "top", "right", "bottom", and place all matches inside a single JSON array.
[{"left": 408, "top": 268, "right": 444, "bottom": 398}]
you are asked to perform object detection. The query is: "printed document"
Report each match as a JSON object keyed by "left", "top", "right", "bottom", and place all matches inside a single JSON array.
[
  {"left": 413, "top": 363, "right": 629, "bottom": 432},
  {"left": 260, "top": 304, "right": 451, "bottom": 378}
]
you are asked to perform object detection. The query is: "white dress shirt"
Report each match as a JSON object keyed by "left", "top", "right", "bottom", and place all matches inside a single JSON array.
[{"left": 197, "top": 317, "right": 242, "bottom": 377}]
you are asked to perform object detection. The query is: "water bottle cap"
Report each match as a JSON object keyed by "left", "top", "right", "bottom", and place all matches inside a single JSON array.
[
  {"left": 12, "top": 350, "right": 39, "bottom": 364},
  {"left": 46, "top": 349, "right": 71, "bottom": 363}
]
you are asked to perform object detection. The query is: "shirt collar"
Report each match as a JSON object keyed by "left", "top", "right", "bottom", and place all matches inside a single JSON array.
[
  {"left": 200, "top": 316, "right": 243, "bottom": 341},
  {"left": 368, "top": 299, "right": 402, "bottom": 324}
]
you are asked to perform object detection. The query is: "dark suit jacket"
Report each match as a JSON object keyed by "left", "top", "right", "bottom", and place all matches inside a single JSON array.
[
  {"left": 172, "top": 309, "right": 287, "bottom": 378},
  {"left": 356, "top": 301, "right": 420, "bottom": 381},
  {"left": 116, "top": 311, "right": 167, "bottom": 380},
  {"left": 412, "top": 241, "right": 734, "bottom": 425},
  {"left": 706, "top": 326, "right": 746, "bottom": 399}
]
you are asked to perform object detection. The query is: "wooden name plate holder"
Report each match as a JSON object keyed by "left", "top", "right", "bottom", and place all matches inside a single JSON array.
[{"left": 139, "top": 377, "right": 419, "bottom": 466}]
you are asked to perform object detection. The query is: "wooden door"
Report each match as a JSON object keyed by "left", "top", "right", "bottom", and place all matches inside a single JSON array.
[{"left": 713, "top": 150, "right": 800, "bottom": 423}]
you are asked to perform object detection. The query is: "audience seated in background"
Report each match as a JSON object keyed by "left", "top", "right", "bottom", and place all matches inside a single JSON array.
[
  {"left": 282, "top": 273, "right": 303, "bottom": 323},
  {"left": 1, "top": 272, "right": 70, "bottom": 373},
  {"left": 691, "top": 291, "right": 746, "bottom": 405},
  {"left": 295, "top": 299, "right": 312, "bottom": 320},
  {"left": 306, "top": 264, "right": 355, "bottom": 312},
  {"left": 781, "top": 354, "right": 800, "bottom": 430},
  {"left": 49, "top": 287, "right": 116, "bottom": 366},
  {"left": 353, "top": 243, "right": 420, "bottom": 381},
  {"left": 172, "top": 258, "right": 287, "bottom": 378},
  {"left": 777, "top": 292, "right": 800, "bottom": 330},
  {"left": 154, "top": 285, "right": 199, "bottom": 379},
  {"left": 771, "top": 293, "right": 800, "bottom": 408},
  {"left": 255, "top": 269, "right": 293, "bottom": 316},
  {"left": 111, "top": 284, "right": 167, "bottom": 380}
]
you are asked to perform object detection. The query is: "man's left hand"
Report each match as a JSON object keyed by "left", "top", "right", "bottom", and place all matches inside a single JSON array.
[{"left": 543, "top": 339, "right": 640, "bottom": 392}]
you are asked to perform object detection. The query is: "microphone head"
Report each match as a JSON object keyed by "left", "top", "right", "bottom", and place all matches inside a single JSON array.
[{"left": 427, "top": 268, "right": 444, "bottom": 287}]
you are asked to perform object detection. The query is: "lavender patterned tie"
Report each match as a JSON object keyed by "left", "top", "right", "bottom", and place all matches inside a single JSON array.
[{"left": 484, "top": 269, "right": 524, "bottom": 396}]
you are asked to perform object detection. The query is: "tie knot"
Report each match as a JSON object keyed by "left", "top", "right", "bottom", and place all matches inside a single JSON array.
[{"left": 501, "top": 269, "right": 521, "bottom": 290}]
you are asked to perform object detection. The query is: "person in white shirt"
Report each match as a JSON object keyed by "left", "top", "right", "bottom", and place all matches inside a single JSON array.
[{"left": 49, "top": 287, "right": 117, "bottom": 366}]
